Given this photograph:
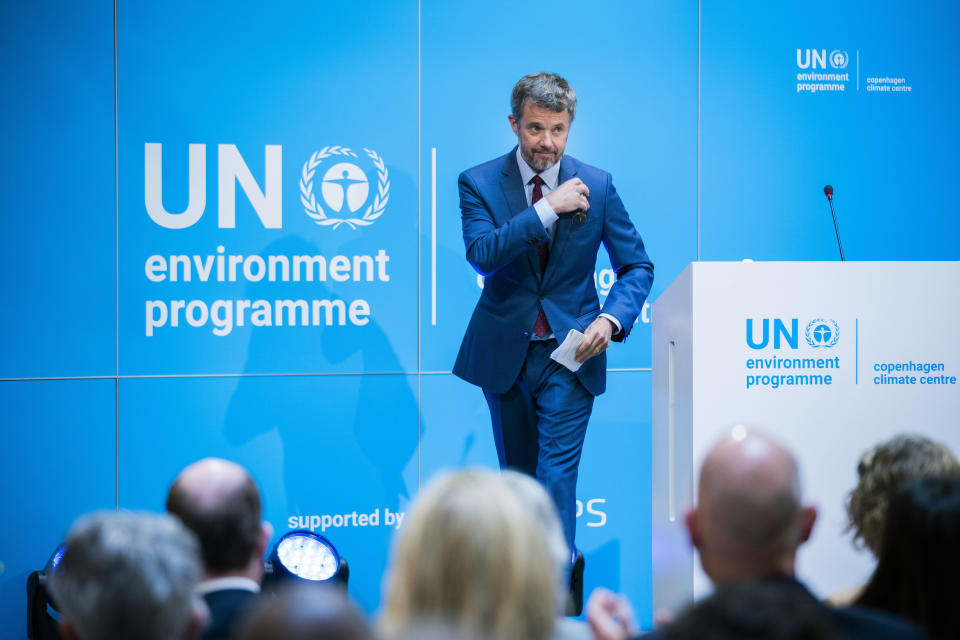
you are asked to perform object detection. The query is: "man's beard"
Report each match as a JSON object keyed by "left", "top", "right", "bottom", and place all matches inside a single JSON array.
[{"left": 523, "top": 148, "right": 560, "bottom": 172}]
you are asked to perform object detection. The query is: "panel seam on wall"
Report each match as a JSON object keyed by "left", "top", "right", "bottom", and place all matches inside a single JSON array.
[
  {"left": 697, "top": 0, "right": 701, "bottom": 262},
  {"left": 115, "top": 378, "right": 119, "bottom": 510},
  {"left": 114, "top": 0, "right": 120, "bottom": 511},
  {"left": 0, "top": 376, "right": 120, "bottom": 382},
  {"left": 417, "top": 0, "right": 423, "bottom": 492},
  {"left": 0, "top": 368, "right": 652, "bottom": 382}
]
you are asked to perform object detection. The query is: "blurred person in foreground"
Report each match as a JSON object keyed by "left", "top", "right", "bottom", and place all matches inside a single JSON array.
[
  {"left": 47, "top": 510, "right": 208, "bottom": 640},
  {"left": 167, "top": 458, "right": 274, "bottom": 640},
  {"left": 379, "top": 468, "right": 568, "bottom": 640},
  {"left": 587, "top": 428, "right": 926, "bottom": 640},
  {"left": 828, "top": 434, "right": 960, "bottom": 605},
  {"left": 502, "top": 470, "right": 593, "bottom": 639},
  {"left": 663, "top": 579, "right": 839, "bottom": 640},
  {"left": 854, "top": 475, "right": 960, "bottom": 639},
  {"left": 236, "top": 583, "right": 371, "bottom": 640}
]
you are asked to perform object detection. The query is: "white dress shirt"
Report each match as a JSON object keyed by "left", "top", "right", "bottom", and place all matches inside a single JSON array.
[
  {"left": 516, "top": 147, "right": 561, "bottom": 238},
  {"left": 196, "top": 576, "right": 261, "bottom": 595}
]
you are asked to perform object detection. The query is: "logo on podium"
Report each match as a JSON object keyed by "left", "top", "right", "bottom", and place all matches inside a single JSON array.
[
  {"left": 805, "top": 319, "right": 840, "bottom": 348},
  {"left": 829, "top": 50, "right": 849, "bottom": 69}
]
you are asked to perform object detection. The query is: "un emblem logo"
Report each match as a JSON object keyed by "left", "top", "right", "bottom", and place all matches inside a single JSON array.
[
  {"left": 321, "top": 163, "right": 368, "bottom": 213},
  {"left": 300, "top": 146, "right": 390, "bottom": 229},
  {"left": 829, "top": 50, "right": 849, "bottom": 69},
  {"left": 805, "top": 319, "right": 840, "bottom": 348}
]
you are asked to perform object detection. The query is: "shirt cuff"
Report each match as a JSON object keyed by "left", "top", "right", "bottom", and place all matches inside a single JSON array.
[
  {"left": 534, "top": 198, "right": 558, "bottom": 229},
  {"left": 598, "top": 313, "right": 622, "bottom": 334}
]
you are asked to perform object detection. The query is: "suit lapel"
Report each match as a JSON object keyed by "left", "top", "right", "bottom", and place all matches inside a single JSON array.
[
  {"left": 499, "top": 149, "right": 529, "bottom": 219},
  {"left": 543, "top": 155, "right": 579, "bottom": 286},
  {"left": 499, "top": 148, "right": 541, "bottom": 279}
]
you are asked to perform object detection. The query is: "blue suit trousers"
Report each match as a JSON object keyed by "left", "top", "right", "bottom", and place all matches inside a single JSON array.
[{"left": 483, "top": 339, "right": 594, "bottom": 551}]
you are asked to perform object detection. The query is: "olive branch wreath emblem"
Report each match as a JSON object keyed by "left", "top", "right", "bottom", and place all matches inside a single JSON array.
[
  {"left": 299, "top": 146, "right": 390, "bottom": 229},
  {"left": 804, "top": 318, "right": 840, "bottom": 348}
]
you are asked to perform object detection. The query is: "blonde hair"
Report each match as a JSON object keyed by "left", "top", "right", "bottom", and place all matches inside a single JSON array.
[
  {"left": 380, "top": 469, "right": 558, "bottom": 640},
  {"left": 500, "top": 470, "right": 570, "bottom": 611}
]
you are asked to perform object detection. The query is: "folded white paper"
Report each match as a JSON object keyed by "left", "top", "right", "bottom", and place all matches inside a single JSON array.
[{"left": 550, "top": 329, "right": 586, "bottom": 372}]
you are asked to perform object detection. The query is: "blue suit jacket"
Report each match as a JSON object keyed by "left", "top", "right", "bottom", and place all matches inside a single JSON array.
[{"left": 453, "top": 149, "right": 653, "bottom": 396}]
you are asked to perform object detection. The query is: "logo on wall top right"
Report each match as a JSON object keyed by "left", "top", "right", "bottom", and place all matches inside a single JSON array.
[
  {"left": 805, "top": 319, "right": 840, "bottom": 348},
  {"left": 829, "top": 50, "right": 849, "bottom": 69}
]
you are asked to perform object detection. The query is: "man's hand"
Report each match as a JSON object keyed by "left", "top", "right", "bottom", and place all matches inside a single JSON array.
[
  {"left": 576, "top": 316, "right": 615, "bottom": 363},
  {"left": 545, "top": 177, "right": 590, "bottom": 214},
  {"left": 586, "top": 588, "right": 638, "bottom": 640}
]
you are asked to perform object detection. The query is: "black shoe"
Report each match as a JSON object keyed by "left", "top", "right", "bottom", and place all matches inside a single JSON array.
[{"left": 565, "top": 549, "right": 585, "bottom": 616}]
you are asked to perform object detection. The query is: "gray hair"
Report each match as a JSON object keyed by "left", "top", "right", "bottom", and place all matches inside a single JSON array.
[
  {"left": 511, "top": 72, "right": 577, "bottom": 122},
  {"left": 48, "top": 511, "right": 203, "bottom": 640}
]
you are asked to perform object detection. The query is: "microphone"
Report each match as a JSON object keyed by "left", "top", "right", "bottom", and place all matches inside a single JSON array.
[{"left": 823, "top": 184, "right": 845, "bottom": 261}]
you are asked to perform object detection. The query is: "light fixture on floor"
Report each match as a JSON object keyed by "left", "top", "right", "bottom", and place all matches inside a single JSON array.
[{"left": 266, "top": 530, "right": 349, "bottom": 587}]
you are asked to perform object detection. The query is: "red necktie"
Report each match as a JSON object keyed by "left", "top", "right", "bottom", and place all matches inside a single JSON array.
[{"left": 530, "top": 175, "right": 552, "bottom": 338}]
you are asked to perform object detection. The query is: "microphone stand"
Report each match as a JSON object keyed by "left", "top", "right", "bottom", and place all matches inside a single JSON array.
[{"left": 824, "top": 191, "right": 845, "bottom": 261}]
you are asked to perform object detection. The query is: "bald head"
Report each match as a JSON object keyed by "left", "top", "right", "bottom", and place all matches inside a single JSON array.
[
  {"left": 174, "top": 458, "right": 250, "bottom": 508},
  {"left": 687, "top": 430, "right": 816, "bottom": 583},
  {"left": 167, "top": 458, "right": 266, "bottom": 577}
]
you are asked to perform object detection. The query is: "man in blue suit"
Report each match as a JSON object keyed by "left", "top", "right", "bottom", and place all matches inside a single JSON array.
[{"left": 454, "top": 72, "right": 654, "bottom": 560}]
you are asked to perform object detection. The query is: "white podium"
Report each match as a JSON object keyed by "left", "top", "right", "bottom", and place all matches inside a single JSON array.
[{"left": 651, "top": 261, "right": 960, "bottom": 613}]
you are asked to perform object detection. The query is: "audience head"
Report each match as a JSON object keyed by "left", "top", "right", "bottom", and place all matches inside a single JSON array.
[
  {"left": 166, "top": 457, "right": 273, "bottom": 580},
  {"left": 856, "top": 475, "right": 960, "bottom": 639},
  {"left": 380, "top": 468, "right": 558, "bottom": 640},
  {"left": 685, "top": 427, "right": 816, "bottom": 583},
  {"left": 48, "top": 511, "right": 207, "bottom": 640},
  {"left": 846, "top": 433, "right": 960, "bottom": 555},
  {"left": 664, "top": 580, "right": 838, "bottom": 640},
  {"left": 237, "top": 583, "right": 371, "bottom": 640},
  {"left": 500, "top": 470, "right": 570, "bottom": 610}
]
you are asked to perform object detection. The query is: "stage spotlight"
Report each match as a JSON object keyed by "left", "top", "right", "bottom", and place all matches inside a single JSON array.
[
  {"left": 27, "top": 544, "right": 66, "bottom": 640},
  {"left": 267, "top": 530, "right": 349, "bottom": 587}
]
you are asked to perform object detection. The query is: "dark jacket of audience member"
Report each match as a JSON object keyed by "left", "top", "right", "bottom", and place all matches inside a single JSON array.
[
  {"left": 856, "top": 475, "right": 960, "bottom": 639},
  {"left": 642, "top": 576, "right": 926, "bottom": 640},
  {"left": 662, "top": 579, "right": 839, "bottom": 640}
]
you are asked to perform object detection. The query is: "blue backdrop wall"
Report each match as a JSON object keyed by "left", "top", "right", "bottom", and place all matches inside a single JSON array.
[{"left": 2, "top": 1, "right": 958, "bottom": 638}]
